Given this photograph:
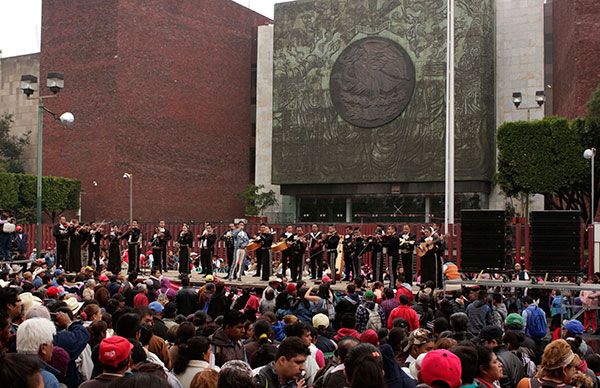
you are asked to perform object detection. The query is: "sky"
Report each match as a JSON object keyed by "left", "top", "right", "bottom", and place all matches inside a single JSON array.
[{"left": 0, "top": 0, "right": 293, "bottom": 58}]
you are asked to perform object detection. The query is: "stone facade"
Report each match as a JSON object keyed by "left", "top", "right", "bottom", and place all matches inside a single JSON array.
[
  {"left": 39, "top": 0, "right": 270, "bottom": 223},
  {"left": 489, "top": 0, "right": 545, "bottom": 213},
  {"left": 0, "top": 53, "right": 40, "bottom": 173},
  {"left": 552, "top": 0, "right": 600, "bottom": 118}
]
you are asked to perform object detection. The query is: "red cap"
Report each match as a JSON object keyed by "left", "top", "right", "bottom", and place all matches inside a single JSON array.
[
  {"left": 16, "top": 225, "right": 23, "bottom": 232},
  {"left": 99, "top": 274, "right": 109, "bottom": 282},
  {"left": 359, "top": 329, "right": 379, "bottom": 346},
  {"left": 99, "top": 336, "right": 133, "bottom": 367},
  {"left": 322, "top": 276, "right": 332, "bottom": 283},
  {"left": 420, "top": 350, "right": 462, "bottom": 388},
  {"left": 286, "top": 283, "right": 297, "bottom": 293},
  {"left": 46, "top": 286, "right": 61, "bottom": 298}
]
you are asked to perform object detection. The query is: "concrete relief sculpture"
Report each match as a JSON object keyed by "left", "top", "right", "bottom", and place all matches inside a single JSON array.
[{"left": 272, "top": 0, "right": 495, "bottom": 185}]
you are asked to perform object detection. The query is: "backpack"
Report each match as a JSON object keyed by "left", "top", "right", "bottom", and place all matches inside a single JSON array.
[
  {"left": 366, "top": 304, "right": 383, "bottom": 331},
  {"left": 525, "top": 306, "right": 547, "bottom": 339}
]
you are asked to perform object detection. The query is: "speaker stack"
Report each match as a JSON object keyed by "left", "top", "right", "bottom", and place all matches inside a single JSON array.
[
  {"left": 460, "top": 210, "right": 507, "bottom": 272},
  {"left": 530, "top": 211, "right": 580, "bottom": 274}
]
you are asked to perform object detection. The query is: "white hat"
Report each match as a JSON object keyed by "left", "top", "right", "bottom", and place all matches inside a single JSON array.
[
  {"left": 409, "top": 353, "right": 427, "bottom": 380},
  {"left": 312, "top": 313, "right": 330, "bottom": 329},
  {"left": 19, "top": 292, "right": 43, "bottom": 315},
  {"left": 9, "top": 264, "right": 22, "bottom": 275},
  {"left": 64, "top": 297, "right": 84, "bottom": 315}
]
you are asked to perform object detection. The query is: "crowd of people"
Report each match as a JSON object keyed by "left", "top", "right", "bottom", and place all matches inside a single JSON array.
[{"left": 0, "top": 254, "right": 600, "bottom": 388}]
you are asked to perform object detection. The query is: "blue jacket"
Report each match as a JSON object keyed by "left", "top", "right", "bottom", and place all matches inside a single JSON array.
[
  {"left": 233, "top": 229, "right": 250, "bottom": 250},
  {"left": 54, "top": 321, "right": 90, "bottom": 388},
  {"left": 379, "top": 343, "right": 416, "bottom": 388}
]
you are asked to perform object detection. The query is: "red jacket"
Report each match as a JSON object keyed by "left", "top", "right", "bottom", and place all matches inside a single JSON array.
[{"left": 387, "top": 304, "right": 420, "bottom": 331}]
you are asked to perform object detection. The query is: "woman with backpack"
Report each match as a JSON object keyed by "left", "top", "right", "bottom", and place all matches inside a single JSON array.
[{"left": 304, "top": 284, "right": 336, "bottom": 321}]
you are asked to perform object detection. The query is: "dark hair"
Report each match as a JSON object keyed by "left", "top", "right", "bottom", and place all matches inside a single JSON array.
[
  {"left": 477, "top": 290, "right": 487, "bottom": 301},
  {"left": 172, "top": 336, "right": 211, "bottom": 375},
  {"left": 139, "top": 325, "right": 153, "bottom": 346},
  {"left": 253, "top": 319, "right": 273, "bottom": 342},
  {"left": 341, "top": 314, "right": 356, "bottom": 329},
  {"left": 433, "top": 317, "right": 450, "bottom": 335},
  {"left": 347, "top": 284, "right": 356, "bottom": 294},
  {"left": 344, "top": 343, "right": 385, "bottom": 388},
  {"left": 134, "top": 306, "right": 152, "bottom": 320},
  {"left": 503, "top": 331, "right": 525, "bottom": 350},
  {"left": 387, "top": 327, "right": 407, "bottom": 355},
  {"left": 0, "top": 353, "right": 43, "bottom": 388},
  {"left": 451, "top": 346, "right": 478, "bottom": 384},
  {"left": 115, "top": 313, "right": 141, "bottom": 339},
  {"left": 492, "top": 293, "right": 503, "bottom": 304},
  {"left": 163, "top": 302, "right": 177, "bottom": 319},
  {"left": 399, "top": 294, "right": 409, "bottom": 305},
  {"left": 175, "top": 321, "right": 197, "bottom": 345},
  {"left": 384, "top": 287, "right": 395, "bottom": 300},
  {"left": 105, "top": 299, "right": 121, "bottom": 315},
  {"left": 336, "top": 336, "right": 361, "bottom": 362},
  {"left": 476, "top": 346, "right": 494, "bottom": 376},
  {"left": 450, "top": 313, "right": 469, "bottom": 332},
  {"left": 585, "top": 354, "right": 600, "bottom": 376},
  {"left": 181, "top": 277, "right": 190, "bottom": 287},
  {"left": 217, "top": 366, "right": 255, "bottom": 388},
  {"left": 284, "top": 321, "right": 310, "bottom": 338},
  {"left": 194, "top": 311, "right": 209, "bottom": 327},
  {"left": 317, "top": 284, "right": 331, "bottom": 300},
  {"left": 102, "top": 354, "right": 131, "bottom": 374},
  {"left": 523, "top": 296, "right": 534, "bottom": 305},
  {"left": 0, "top": 287, "right": 18, "bottom": 311},
  {"left": 276, "top": 337, "right": 310, "bottom": 361},
  {"left": 107, "top": 370, "right": 166, "bottom": 388},
  {"left": 130, "top": 340, "right": 147, "bottom": 364},
  {"left": 88, "top": 320, "right": 108, "bottom": 346},
  {"left": 222, "top": 309, "right": 244, "bottom": 328}
]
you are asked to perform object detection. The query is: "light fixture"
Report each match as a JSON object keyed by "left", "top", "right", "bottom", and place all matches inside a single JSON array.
[
  {"left": 59, "top": 112, "right": 75, "bottom": 127},
  {"left": 92, "top": 180, "right": 98, "bottom": 187},
  {"left": 584, "top": 148, "right": 596, "bottom": 160},
  {"left": 123, "top": 173, "right": 131, "bottom": 179},
  {"left": 535, "top": 90, "right": 546, "bottom": 106},
  {"left": 512, "top": 92, "right": 522, "bottom": 108},
  {"left": 20, "top": 75, "right": 38, "bottom": 97},
  {"left": 46, "top": 72, "right": 64, "bottom": 94}
]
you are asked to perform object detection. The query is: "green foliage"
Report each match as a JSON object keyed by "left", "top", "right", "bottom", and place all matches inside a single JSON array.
[
  {"left": 0, "top": 113, "right": 31, "bottom": 173},
  {"left": 0, "top": 172, "right": 80, "bottom": 223},
  {"left": 237, "top": 184, "right": 279, "bottom": 216},
  {"left": 587, "top": 83, "right": 600, "bottom": 120},
  {"left": 497, "top": 116, "right": 587, "bottom": 197}
]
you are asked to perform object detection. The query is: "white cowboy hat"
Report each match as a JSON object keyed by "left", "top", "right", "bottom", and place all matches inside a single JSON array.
[
  {"left": 64, "top": 296, "right": 84, "bottom": 315},
  {"left": 19, "top": 292, "right": 43, "bottom": 315},
  {"left": 9, "top": 264, "right": 22, "bottom": 275}
]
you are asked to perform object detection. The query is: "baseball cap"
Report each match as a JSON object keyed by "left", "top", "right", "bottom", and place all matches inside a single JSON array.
[
  {"left": 99, "top": 274, "right": 109, "bottom": 282},
  {"left": 205, "top": 275, "right": 214, "bottom": 282},
  {"left": 148, "top": 301, "right": 164, "bottom": 313},
  {"left": 505, "top": 313, "right": 525, "bottom": 329},
  {"left": 99, "top": 336, "right": 133, "bottom": 367},
  {"left": 312, "top": 313, "right": 329, "bottom": 329},
  {"left": 53, "top": 269, "right": 64, "bottom": 277},
  {"left": 420, "top": 349, "right": 462, "bottom": 388},
  {"left": 564, "top": 319, "right": 584, "bottom": 335},
  {"left": 286, "top": 283, "right": 297, "bottom": 293},
  {"left": 360, "top": 329, "right": 379, "bottom": 346},
  {"left": 322, "top": 276, "right": 332, "bottom": 283},
  {"left": 403, "top": 328, "right": 432, "bottom": 352},
  {"left": 364, "top": 290, "right": 375, "bottom": 300},
  {"left": 46, "top": 286, "right": 62, "bottom": 298}
]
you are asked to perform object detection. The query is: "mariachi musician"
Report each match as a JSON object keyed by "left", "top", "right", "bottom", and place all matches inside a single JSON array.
[
  {"left": 156, "top": 220, "right": 172, "bottom": 272},
  {"left": 66, "top": 219, "right": 84, "bottom": 273},
  {"left": 417, "top": 226, "right": 444, "bottom": 288},
  {"left": 383, "top": 225, "right": 400, "bottom": 287},
  {"left": 150, "top": 227, "right": 163, "bottom": 270},
  {"left": 308, "top": 224, "right": 323, "bottom": 280},
  {"left": 52, "top": 216, "right": 70, "bottom": 269},
  {"left": 198, "top": 223, "right": 217, "bottom": 275},
  {"left": 369, "top": 225, "right": 385, "bottom": 283},
  {"left": 352, "top": 228, "right": 366, "bottom": 281},
  {"left": 105, "top": 225, "right": 122, "bottom": 274},
  {"left": 279, "top": 225, "right": 295, "bottom": 280},
  {"left": 121, "top": 219, "right": 143, "bottom": 274},
  {"left": 177, "top": 223, "right": 193, "bottom": 276},
  {"left": 342, "top": 226, "right": 354, "bottom": 281},
  {"left": 254, "top": 223, "right": 274, "bottom": 281},
  {"left": 399, "top": 224, "right": 416, "bottom": 284},
  {"left": 323, "top": 225, "right": 340, "bottom": 284},
  {"left": 86, "top": 222, "right": 104, "bottom": 268},
  {"left": 220, "top": 223, "right": 236, "bottom": 275},
  {"left": 290, "top": 226, "right": 307, "bottom": 282}
]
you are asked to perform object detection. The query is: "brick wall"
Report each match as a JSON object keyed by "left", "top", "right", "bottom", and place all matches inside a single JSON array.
[
  {"left": 553, "top": 0, "right": 600, "bottom": 118},
  {"left": 40, "top": 0, "right": 270, "bottom": 223}
]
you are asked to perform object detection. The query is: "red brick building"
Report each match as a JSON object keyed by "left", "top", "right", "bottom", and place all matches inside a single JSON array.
[
  {"left": 40, "top": 0, "right": 270, "bottom": 223},
  {"left": 552, "top": 0, "right": 600, "bottom": 118}
]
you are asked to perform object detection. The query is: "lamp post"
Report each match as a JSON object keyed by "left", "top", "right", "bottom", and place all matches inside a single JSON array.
[
  {"left": 20, "top": 73, "right": 75, "bottom": 253},
  {"left": 512, "top": 90, "right": 546, "bottom": 220},
  {"left": 584, "top": 148, "right": 596, "bottom": 225},
  {"left": 445, "top": 0, "right": 455, "bottom": 235},
  {"left": 92, "top": 180, "right": 98, "bottom": 221},
  {"left": 123, "top": 173, "right": 133, "bottom": 225}
]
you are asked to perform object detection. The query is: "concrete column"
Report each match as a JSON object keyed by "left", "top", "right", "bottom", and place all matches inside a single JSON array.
[
  {"left": 345, "top": 198, "right": 353, "bottom": 223},
  {"left": 424, "top": 197, "right": 431, "bottom": 223}
]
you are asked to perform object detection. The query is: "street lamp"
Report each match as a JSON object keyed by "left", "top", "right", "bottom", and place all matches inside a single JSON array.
[
  {"left": 123, "top": 173, "right": 133, "bottom": 225},
  {"left": 92, "top": 181, "right": 98, "bottom": 221},
  {"left": 512, "top": 90, "right": 545, "bottom": 120},
  {"left": 584, "top": 148, "right": 596, "bottom": 225},
  {"left": 20, "top": 72, "right": 75, "bottom": 253}
]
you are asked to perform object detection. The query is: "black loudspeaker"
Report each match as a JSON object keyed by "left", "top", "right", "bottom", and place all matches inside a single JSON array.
[
  {"left": 460, "top": 210, "right": 507, "bottom": 271},
  {"left": 530, "top": 211, "right": 580, "bottom": 274}
]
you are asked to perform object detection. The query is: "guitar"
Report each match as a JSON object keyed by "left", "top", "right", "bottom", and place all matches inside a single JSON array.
[{"left": 415, "top": 237, "right": 435, "bottom": 257}]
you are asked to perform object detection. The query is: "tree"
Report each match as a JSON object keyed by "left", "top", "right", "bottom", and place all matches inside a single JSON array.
[
  {"left": 497, "top": 116, "right": 588, "bottom": 218},
  {"left": 0, "top": 172, "right": 81, "bottom": 223},
  {"left": 237, "top": 184, "right": 279, "bottom": 216},
  {"left": 0, "top": 113, "right": 31, "bottom": 173},
  {"left": 587, "top": 82, "right": 600, "bottom": 120}
]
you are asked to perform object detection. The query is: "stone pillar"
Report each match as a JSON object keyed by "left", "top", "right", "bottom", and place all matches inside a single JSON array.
[
  {"left": 345, "top": 198, "right": 353, "bottom": 223},
  {"left": 425, "top": 197, "right": 431, "bottom": 223}
]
